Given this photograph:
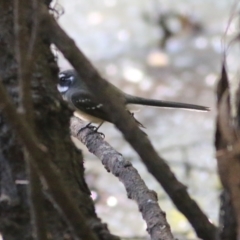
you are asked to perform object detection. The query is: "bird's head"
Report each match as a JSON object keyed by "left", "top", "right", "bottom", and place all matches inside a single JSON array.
[
  {"left": 58, "top": 69, "right": 88, "bottom": 94},
  {"left": 57, "top": 70, "right": 77, "bottom": 93}
]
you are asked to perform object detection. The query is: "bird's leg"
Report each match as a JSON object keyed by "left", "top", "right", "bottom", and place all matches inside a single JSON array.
[
  {"left": 92, "top": 122, "right": 105, "bottom": 138},
  {"left": 95, "top": 122, "right": 104, "bottom": 131}
]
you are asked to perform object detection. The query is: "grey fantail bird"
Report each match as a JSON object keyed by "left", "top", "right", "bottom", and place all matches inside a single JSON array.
[{"left": 57, "top": 69, "right": 209, "bottom": 127}]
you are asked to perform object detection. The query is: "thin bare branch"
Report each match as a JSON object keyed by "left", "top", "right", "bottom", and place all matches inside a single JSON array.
[
  {"left": 26, "top": 153, "right": 48, "bottom": 240},
  {"left": 27, "top": 0, "right": 39, "bottom": 59},
  {"left": 40, "top": 4, "right": 217, "bottom": 240},
  {"left": 13, "top": 1, "right": 47, "bottom": 239}
]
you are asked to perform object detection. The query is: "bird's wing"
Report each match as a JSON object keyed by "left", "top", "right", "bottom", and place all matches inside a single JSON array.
[
  {"left": 71, "top": 91, "right": 145, "bottom": 127},
  {"left": 71, "top": 91, "right": 112, "bottom": 123}
]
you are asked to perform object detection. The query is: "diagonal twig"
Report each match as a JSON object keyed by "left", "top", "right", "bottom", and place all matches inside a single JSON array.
[
  {"left": 39, "top": 4, "right": 217, "bottom": 240},
  {"left": 71, "top": 117, "right": 174, "bottom": 240}
]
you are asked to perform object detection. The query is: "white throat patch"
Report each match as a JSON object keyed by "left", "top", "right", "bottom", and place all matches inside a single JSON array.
[{"left": 57, "top": 84, "right": 69, "bottom": 93}]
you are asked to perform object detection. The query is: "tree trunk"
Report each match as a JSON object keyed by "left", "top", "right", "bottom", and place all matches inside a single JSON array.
[{"left": 0, "top": 1, "right": 111, "bottom": 239}]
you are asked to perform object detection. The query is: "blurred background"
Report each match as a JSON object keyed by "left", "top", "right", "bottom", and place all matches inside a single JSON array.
[{"left": 54, "top": 0, "right": 238, "bottom": 238}]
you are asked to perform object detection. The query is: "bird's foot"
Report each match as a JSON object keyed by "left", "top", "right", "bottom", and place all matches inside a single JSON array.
[
  {"left": 88, "top": 126, "right": 105, "bottom": 139},
  {"left": 77, "top": 122, "right": 105, "bottom": 138},
  {"left": 77, "top": 122, "right": 94, "bottom": 135}
]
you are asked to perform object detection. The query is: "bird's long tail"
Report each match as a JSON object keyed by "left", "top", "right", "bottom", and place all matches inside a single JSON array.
[{"left": 126, "top": 95, "right": 209, "bottom": 112}]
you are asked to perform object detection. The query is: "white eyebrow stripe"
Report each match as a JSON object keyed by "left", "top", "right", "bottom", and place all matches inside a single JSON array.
[{"left": 59, "top": 73, "right": 65, "bottom": 78}]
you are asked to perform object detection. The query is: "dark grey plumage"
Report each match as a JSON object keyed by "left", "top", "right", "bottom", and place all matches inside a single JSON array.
[{"left": 57, "top": 69, "right": 209, "bottom": 126}]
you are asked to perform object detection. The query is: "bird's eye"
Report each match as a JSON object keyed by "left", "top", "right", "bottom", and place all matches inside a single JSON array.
[
  {"left": 59, "top": 74, "right": 74, "bottom": 86},
  {"left": 59, "top": 76, "right": 68, "bottom": 84}
]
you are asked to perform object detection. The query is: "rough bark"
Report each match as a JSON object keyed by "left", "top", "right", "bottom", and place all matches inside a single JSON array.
[{"left": 71, "top": 117, "right": 175, "bottom": 240}]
